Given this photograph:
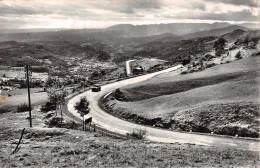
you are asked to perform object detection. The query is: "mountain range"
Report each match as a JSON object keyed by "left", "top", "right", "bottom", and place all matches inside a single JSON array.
[{"left": 0, "top": 22, "right": 255, "bottom": 43}]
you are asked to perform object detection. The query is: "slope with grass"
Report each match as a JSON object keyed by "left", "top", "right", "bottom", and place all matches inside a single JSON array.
[
  {"left": 103, "top": 55, "right": 260, "bottom": 137},
  {"left": 0, "top": 88, "right": 48, "bottom": 113},
  {"left": 1, "top": 108, "right": 258, "bottom": 167}
]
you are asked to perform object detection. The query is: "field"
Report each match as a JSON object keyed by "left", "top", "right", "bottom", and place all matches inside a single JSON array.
[
  {"left": 0, "top": 106, "right": 259, "bottom": 167},
  {"left": 102, "top": 55, "right": 260, "bottom": 137},
  {"left": 0, "top": 69, "right": 48, "bottom": 81},
  {"left": 0, "top": 88, "right": 48, "bottom": 113}
]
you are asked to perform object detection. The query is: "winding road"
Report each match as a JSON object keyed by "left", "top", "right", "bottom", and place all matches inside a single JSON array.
[{"left": 67, "top": 65, "right": 259, "bottom": 151}]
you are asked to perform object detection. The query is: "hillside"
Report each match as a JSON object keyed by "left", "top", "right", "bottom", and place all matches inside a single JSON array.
[
  {"left": 116, "top": 36, "right": 217, "bottom": 64},
  {"left": 101, "top": 54, "right": 260, "bottom": 137},
  {"left": 182, "top": 25, "right": 248, "bottom": 40},
  {"left": 1, "top": 106, "right": 258, "bottom": 167},
  {"left": 107, "top": 22, "right": 232, "bottom": 37},
  {"left": 0, "top": 41, "right": 111, "bottom": 74}
]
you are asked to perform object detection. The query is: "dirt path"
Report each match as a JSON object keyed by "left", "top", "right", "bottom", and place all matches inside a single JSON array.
[{"left": 67, "top": 65, "right": 259, "bottom": 151}]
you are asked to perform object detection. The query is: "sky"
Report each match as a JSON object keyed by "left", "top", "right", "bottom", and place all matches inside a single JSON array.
[{"left": 0, "top": 0, "right": 259, "bottom": 29}]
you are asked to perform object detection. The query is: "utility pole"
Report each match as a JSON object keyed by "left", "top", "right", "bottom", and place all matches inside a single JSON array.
[{"left": 25, "top": 65, "right": 32, "bottom": 127}]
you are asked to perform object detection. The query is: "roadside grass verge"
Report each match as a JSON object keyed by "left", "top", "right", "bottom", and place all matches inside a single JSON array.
[
  {"left": 0, "top": 95, "right": 259, "bottom": 167},
  {"left": 172, "top": 102, "right": 260, "bottom": 138},
  {"left": 100, "top": 94, "right": 259, "bottom": 138},
  {"left": 0, "top": 127, "right": 259, "bottom": 167}
]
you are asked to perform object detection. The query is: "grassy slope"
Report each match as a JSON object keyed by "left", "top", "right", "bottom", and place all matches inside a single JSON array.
[
  {"left": 0, "top": 107, "right": 258, "bottom": 167},
  {"left": 102, "top": 55, "right": 260, "bottom": 137},
  {"left": 114, "top": 55, "right": 259, "bottom": 119},
  {"left": 0, "top": 88, "right": 48, "bottom": 113}
]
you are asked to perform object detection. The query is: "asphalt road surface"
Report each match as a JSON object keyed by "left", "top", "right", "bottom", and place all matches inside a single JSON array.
[{"left": 68, "top": 65, "right": 259, "bottom": 151}]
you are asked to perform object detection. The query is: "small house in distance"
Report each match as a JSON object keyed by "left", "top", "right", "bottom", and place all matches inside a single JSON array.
[
  {"left": 125, "top": 58, "right": 171, "bottom": 76},
  {"left": 125, "top": 60, "right": 136, "bottom": 76}
]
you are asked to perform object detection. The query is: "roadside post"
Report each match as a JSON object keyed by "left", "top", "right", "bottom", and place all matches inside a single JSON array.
[
  {"left": 85, "top": 117, "right": 92, "bottom": 131},
  {"left": 81, "top": 113, "right": 85, "bottom": 131},
  {"left": 24, "top": 65, "right": 32, "bottom": 127}
]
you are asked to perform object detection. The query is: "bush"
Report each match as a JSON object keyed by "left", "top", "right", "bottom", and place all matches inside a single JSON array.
[
  {"left": 214, "top": 125, "right": 259, "bottom": 138},
  {"left": 46, "top": 117, "right": 63, "bottom": 127},
  {"left": 130, "top": 129, "right": 147, "bottom": 140},
  {"left": 0, "top": 106, "right": 12, "bottom": 114},
  {"left": 41, "top": 102, "right": 56, "bottom": 112},
  {"left": 208, "top": 55, "right": 216, "bottom": 60},
  {"left": 181, "top": 71, "right": 188, "bottom": 74},
  {"left": 235, "top": 51, "right": 242, "bottom": 59},
  {"left": 17, "top": 103, "right": 30, "bottom": 112},
  {"left": 205, "top": 63, "right": 216, "bottom": 68},
  {"left": 204, "top": 53, "right": 212, "bottom": 59},
  {"left": 114, "top": 88, "right": 125, "bottom": 101},
  {"left": 45, "top": 112, "right": 53, "bottom": 119}
]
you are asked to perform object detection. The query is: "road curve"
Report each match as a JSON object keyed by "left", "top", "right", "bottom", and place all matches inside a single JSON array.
[{"left": 67, "top": 65, "right": 259, "bottom": 151}]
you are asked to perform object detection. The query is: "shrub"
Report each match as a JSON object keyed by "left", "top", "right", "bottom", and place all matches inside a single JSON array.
[
  {"left": 214, "top": 38, "right": 227, "bottom": 56},
  {"left": 130, "top": 129, "right": 147, "bottom": 140},
  {"left": 17, "top": 103, "right": 30, "bottom": 112},
  {"left": 46, "top": 117, "right": 63, "bottom": 127},
  {"left": 204, "top": 53, "right": 212, "bottom": 59},
  {"left": 205, "top": 63, "right": 216, "bottom": 68},
  {"left": 41, "top": 102, "right": 56, "bottom": 112},
  {"left": 63, "top": 121, "right": 81, "bottom": 130},
  {"left": 114, "top": 88, "right": 125, "bottom": 101},
  {"left": 235, "top": 51, "right": 242, "bottom": 59},
  {"left": 208, "top": 55, "right": 216, "bottom": 60},
  {"left": 182, "top": 58, "right": 191, "bottom": 65},
  {"left": 45, "top": 112, "right": 53, "bottom": 119},
  {"left": 0, "top": 106, "right": 12, "bottom": 114},
  {"left": 214, "top": 125, "right": 259, "bottom": 138}
]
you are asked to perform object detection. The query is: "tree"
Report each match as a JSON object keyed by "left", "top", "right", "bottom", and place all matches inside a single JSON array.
[
  {"left": 214, "top": 38, "right": 227, "bottom": 56},
  {"left": 114, "top": 88, "right": 125, "bottom": 101},
  {"left": 74, "top": 97, "right": 90, "bottom": 131},
  {"left": 3, "top": 74, "right": 6, "bottom": 78},
  {"left": 235, "top": 51, "right": 242, "bottom": 59},
  {"left": 45, "top": 77, "right": 56, "bottom": 88},
  {"left": 47, "top": 88, "right": 67, "bottom": 125}
]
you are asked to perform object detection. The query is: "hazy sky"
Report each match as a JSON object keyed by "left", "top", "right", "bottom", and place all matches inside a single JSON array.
[{"left": 0, "top": 0, "right": 259, "bottom": 29}]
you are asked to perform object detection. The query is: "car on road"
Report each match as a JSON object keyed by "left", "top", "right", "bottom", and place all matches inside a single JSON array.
[{"left": 91, "top": 84, "right": 101, "bottom": 92}]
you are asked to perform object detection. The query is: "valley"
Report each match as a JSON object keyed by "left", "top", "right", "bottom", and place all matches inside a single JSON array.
[{"left": 1, "top": 21, "right": 259, "bottom": 167}]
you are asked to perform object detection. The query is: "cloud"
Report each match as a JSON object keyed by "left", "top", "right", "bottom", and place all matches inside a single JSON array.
[
  {"left": 180, "top": 1, "right": 206, "bottom": 10},
  {"left": 91, "top": 0, "right": 162, "bottom": 14},
  {"left": 206, "top": 0, "right": 259, "bottom": 7},
  {"left": 0, "top": 4, "right": 52, "bottom": 15},
  {"left": 0, "top": 0, "right": 258, "bottom": 29},
  {"left": 173, "top": 9, "right": 258, "bottom": 22}
]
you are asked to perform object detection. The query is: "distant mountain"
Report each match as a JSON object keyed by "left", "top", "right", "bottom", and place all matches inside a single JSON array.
[
  {"left": 0, "top": 22, "right": 255, "bottom": 44},
  {"left": 221, "top": 29, "right": 247, "bottom": 42},
  {"left": 182, "top": 25, "right": 249, "bottom": 40},
  {"left": 221, "top": 29, "right": 260, "bottom": 44},
  {"left": 0, "top": 22, "right": 233, "bottom": 42},
  {"left": 0, "top": 28, "right": 69, "bottom": 34},
  {"left": 106, "top": 22, "right": 232, "bottom": 37},
  {"left": 239, "top": 23, "right": 259, "bottom": 29}
]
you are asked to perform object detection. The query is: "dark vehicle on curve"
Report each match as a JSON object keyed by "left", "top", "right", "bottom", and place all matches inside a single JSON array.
[{"left": 91, "top": 84, "right": 101, "bottom": 92}]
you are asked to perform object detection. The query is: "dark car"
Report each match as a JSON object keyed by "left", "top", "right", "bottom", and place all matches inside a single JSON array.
[{"left": 91, "top": 84, "right": 101, "bottom": 92}]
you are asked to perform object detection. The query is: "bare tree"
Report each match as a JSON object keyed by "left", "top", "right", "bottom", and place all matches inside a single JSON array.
[{"left": 48, "top": 88, "right": 67, "bottom": 125}]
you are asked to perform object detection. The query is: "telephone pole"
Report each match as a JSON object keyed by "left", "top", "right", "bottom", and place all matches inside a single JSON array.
[{"left": 25, "top": 65, "right": 32, "bottom": 127}]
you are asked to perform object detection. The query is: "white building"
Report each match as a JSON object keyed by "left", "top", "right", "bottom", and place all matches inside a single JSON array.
[{"left": 125, "top": 60, "right": 136, "bottom": 76}]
